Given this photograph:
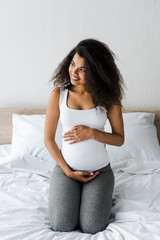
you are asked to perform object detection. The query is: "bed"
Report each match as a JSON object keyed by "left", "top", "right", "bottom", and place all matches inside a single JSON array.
[{"left": 0, "top": 108, "right": 160, "bottom": 240}]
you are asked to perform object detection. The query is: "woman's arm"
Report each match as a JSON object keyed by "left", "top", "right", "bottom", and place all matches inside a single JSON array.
[
  {"left": 44, "top": 87, "right": 71, "bottom": 176},
  {"left": 63, "top": 104, "right": 124, "bottom": 146},
  {"left": 91, "top": 104, "right": 124, "bottom": 146}
]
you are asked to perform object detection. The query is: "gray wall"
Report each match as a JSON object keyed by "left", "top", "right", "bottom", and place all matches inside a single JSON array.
[{"left": 0, "top": 0, "right": 160, "bottom": 110}]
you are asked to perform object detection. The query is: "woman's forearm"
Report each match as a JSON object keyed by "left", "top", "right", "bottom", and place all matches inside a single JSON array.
[
  {"left": 45, "top": 140, "right": 72, "bottom": 176},
  {"left": 90, "top": 128, "right": 124, "bottom": 146}
]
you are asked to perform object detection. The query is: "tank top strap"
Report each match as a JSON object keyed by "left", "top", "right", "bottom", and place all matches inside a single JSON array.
[{"left": 59, "top": 87, "right": 67, "bottom": 109}]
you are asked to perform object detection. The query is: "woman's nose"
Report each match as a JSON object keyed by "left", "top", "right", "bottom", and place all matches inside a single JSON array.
[{"left": 72, "top": 68, "right": 79, "bottom": 75}]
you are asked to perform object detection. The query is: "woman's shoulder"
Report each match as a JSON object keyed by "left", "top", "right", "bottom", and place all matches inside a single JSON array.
[
  {"left": 50, "top": 86, "right": 67, "bottom": 104},
  {"left": 52, "top": 86, "right": 68, "bottom": 94},
  {"left": 51, "top": 87, "right": 60, "bottom": 95},
  {"left": 48, "top": 87, "right": 61, "bottom": 106},
  {"left": 50, "top": 87, "right": 64, "bottom": 98}
]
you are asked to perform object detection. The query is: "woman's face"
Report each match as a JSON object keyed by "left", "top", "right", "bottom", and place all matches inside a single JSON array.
[{"left": 68, "top": 53, "right": 86, "bottom": 86}]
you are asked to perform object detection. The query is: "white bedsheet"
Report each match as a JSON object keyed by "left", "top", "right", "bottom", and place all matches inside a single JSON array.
[{"left": 0, "top": 145, "right": 160, "bottom": 240}]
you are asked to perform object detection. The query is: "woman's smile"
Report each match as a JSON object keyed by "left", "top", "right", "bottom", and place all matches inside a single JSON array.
[{"left": 71, "top": 76, "right": 80, "bottom": 81}]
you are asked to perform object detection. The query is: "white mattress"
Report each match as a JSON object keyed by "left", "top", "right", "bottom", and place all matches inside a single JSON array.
[{"left": 0, "top": 144, "right": 160, "bottom": 240}]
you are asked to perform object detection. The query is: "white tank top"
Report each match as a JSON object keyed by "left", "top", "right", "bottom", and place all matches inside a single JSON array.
[{"left": 59, "top": 87, "right": 109, "bottom": 171}]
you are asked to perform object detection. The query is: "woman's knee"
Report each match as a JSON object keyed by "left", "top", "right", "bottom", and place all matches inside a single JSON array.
[
  {"left": 80, "top": 218, "right": 108, "bottom": 234},
  {"left": 79, "top": 199, "right": 112, "bottom": 234},
  {"left": 49, "top": 213, "right": 77, "bottom": 232},
  {"left": 48, "top": 188, "right": 80, "bottom": 232}
]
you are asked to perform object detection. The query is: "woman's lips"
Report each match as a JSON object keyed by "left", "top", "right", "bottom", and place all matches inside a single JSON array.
[{"left": 71, "top": 76, "right": 80, "bottom": 81}]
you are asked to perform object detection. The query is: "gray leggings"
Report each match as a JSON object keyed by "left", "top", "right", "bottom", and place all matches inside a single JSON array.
[{"left": 48, "top": 163, "right": 114, "bottom": 234}]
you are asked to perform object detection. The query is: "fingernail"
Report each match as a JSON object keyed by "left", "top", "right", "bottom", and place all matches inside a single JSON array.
[{"left": 90, "top": 172, "right": 93, "bottom": 175}]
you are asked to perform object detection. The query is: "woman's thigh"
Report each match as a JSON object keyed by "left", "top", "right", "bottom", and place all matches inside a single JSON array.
[
  {"left": 48, "top": 164, "right": 81, "bottom": 232},
  {"left": 79, "top": 164, "right": 114, "bottom": 234}
]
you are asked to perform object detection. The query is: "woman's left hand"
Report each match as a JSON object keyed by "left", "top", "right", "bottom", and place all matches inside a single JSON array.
[{"left": 63, "top": 125, "right": 93, "bottom": 144}]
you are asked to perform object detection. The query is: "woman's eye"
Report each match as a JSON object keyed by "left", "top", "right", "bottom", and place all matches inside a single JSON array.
[{"left": 70, "top": 61, "right": 85, "bottom": 72}]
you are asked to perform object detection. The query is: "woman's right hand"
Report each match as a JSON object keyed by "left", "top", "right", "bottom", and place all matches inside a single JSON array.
[{"left": 66, "top": 170, "right": 99, "bottom": 183}]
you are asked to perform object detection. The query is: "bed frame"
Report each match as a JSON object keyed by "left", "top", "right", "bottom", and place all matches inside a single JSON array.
[{"left": 0, "top": 108, "right": 160, "bottom": 145}]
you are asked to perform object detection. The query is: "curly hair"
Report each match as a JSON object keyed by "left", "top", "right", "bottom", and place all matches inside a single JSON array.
[{"left": 50, "top": 38, "right": 125, "bottom": 111}]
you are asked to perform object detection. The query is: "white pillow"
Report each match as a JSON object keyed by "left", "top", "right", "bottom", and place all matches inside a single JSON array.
[
  {"left": 105, "top": 112, "right": 160, "bottom": 165},
  {"left": 11, "top": 114, "right": 62, "bottom": 164}
]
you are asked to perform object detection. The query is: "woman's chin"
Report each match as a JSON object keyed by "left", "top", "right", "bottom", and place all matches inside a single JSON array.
[{"left": 70, "top": 79, "right": 80, "bottom": 85}]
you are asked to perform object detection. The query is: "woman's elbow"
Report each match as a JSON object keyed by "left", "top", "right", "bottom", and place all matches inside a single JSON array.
[
  {"left": 44, "top": 139, "right": 49, "bottom": 148},
  {"left": 118, "top": 135, "right": 125, "bottom": 146},
  {"left": 44, "top": 137, "right": 55, "bottom": 148}
]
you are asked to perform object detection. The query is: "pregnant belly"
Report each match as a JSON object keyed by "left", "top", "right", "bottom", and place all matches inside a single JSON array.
[{"left": 61, "top": 139, "right": 109, "bottom": 171}]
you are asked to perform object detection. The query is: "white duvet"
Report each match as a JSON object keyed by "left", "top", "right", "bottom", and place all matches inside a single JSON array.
[{"left": 0, "top": 145, "right": 160, "bottom": 240}]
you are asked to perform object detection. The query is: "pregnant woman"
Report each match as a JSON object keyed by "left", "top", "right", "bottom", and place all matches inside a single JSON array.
[{"left": 44, "top": 38, "right": 125, "bottom": 234}]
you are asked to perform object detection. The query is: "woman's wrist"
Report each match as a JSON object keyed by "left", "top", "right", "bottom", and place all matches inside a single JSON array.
[
  {"left": 90, "top": 128, "right": 96, "bottom": 139},
  {"left": 64, "top": 167, "right": 73, "bottom": 177}
]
